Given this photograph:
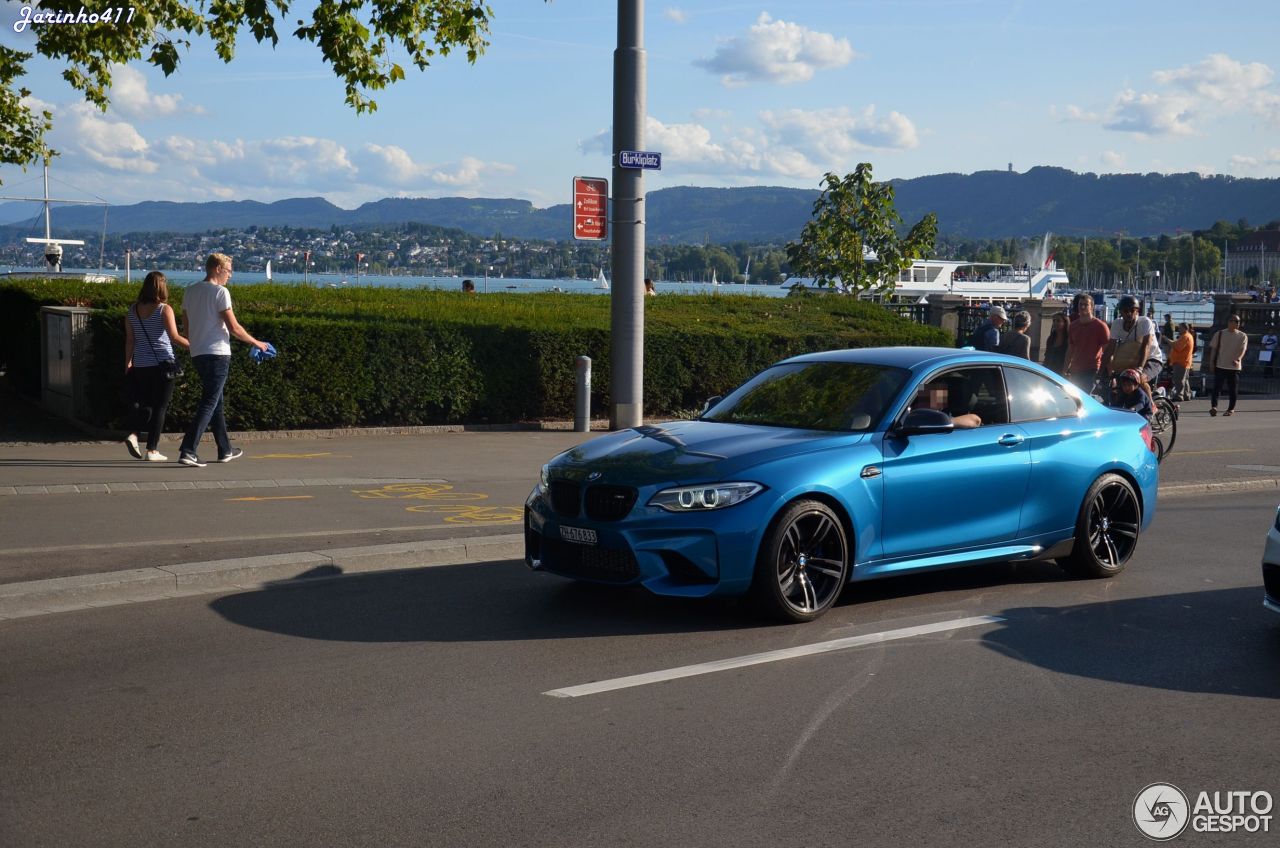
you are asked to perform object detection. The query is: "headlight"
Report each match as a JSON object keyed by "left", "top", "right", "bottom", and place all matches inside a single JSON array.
[
  {"left": 538, "top": 464, "right": 550, "bottom": 492},
  {"left": 649, "top": 482, "right": 763, "bottom": 512}
]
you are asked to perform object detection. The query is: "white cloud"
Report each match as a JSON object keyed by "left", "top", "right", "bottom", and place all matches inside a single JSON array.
[
  {"left": 761, "top": 106, "right": 920, "bottom": 155},
  {"left": 1102, "top": 90, "right": 1196, "bottom": 137},
  {"left": 663, "top": 7, "right": 687, "bottom": 24},
  {"left": 152, "top": 134, "right": 356, "bottom": 192},
  {"left": 1054, "top": 104, "right": 1100, "bottom": 123},
  {"left": 355, "top": 145, "right": 515, "bottom": 191},
  {"left": 580, "top": 107, "right": 917, "bottom": 183},
  {"left": 108, "top": 64, "right": 200, "bottom": 120},
  {"left": 1101, "top": 150, "right": 1124, "bottom": 168},
  {"left": 1154, "top": 54, "right": 1277, "bottom": 118},
  {"left": 1230, "top": 149, "right": 1280, "bottom": 173},
  {"left": 695, "top": 13, "right": 855, "bottom": 86},
  {"left": 1065, "top": 54, "right": 1280, "bottom": 139},
  {"left": 66, "top": 103, "right": 158, "bottom": 173}
]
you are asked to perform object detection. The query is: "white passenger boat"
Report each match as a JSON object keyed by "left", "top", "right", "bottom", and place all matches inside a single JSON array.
[{"left": 782, "top": 257, "right": 1069, "bottom": 301}]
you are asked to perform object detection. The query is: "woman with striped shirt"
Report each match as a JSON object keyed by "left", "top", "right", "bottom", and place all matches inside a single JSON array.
[{"left": 124, "top": 271, "right": 189, "bottom": 460}]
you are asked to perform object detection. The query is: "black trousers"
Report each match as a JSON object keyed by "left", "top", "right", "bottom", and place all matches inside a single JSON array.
[
  {"left": 1211, "top": 368, "right": 1239, "bottom": 412},
  {"left": 128, "top": 365, "right": 176, "bottom": 451}
]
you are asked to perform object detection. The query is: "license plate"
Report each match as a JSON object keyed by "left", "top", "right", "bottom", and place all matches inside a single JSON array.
[{"left": 559, "top": 525, "right": 597, "bottom": 545}]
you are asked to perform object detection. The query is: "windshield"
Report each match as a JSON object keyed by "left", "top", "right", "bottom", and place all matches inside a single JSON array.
[{"left": 702, "top": 362, "right": 910, "bottom": 431}]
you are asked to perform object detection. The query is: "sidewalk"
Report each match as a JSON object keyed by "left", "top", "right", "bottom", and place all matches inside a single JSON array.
[{"left": 2, "top": 383, "right": 1278, "bottom": 620}]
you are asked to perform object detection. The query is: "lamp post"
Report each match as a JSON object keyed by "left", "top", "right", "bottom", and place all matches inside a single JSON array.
[
  {"left": 486, "top": 265, "right": 492, "bottom": 293},
  {"left": 610, "top": 0, "right": 646, "bottom": 429}
]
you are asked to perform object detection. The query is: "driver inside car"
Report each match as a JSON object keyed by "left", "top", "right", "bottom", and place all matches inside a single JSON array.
[{"left": 912, "top": 382, "right": 983, "bottom": 429}]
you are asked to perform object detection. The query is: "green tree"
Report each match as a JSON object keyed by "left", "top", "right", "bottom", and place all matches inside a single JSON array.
[
  {"left": 786, "top": 164, "right": 938, "bottom": 294},
  {"left": 2, "top": 1, "right": 519, "bottom": 174}
]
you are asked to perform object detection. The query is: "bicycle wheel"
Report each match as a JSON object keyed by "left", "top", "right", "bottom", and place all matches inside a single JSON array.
[
  {"left": 1151, "top": 433, "right": 1166, "bottom": 464},
  {"left": 1151, "top": 398, "right": 1177, "bottom": 456}
]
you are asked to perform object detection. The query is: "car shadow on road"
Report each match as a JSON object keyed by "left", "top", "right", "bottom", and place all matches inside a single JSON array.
[
  {"left": 210, "top": 561, "right": 758, "bottom": 642},
  {"left": 985, "top": 586, "right": 1280, "bottom": 699},
  {"left": 210, "top": 557, "right": 1089, "bottom": 643}
]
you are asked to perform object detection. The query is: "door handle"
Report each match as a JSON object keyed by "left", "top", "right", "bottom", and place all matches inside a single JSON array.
[{"left": 996, "top": 433, "right": 1024, "bottom": 447}]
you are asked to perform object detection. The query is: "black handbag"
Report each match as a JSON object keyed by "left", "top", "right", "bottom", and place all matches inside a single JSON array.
[{"left": 133, "top": 304, "right": 184, "bottom": 380}]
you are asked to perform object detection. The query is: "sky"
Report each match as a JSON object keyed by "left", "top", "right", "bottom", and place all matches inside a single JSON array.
[{"left": 1, "top": 0, "right": 1278, "bottom": 213}]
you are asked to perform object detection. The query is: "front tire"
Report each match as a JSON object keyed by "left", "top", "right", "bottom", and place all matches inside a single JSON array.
[
  {"left": 1058, "top": 473, "right": 1141, "bottom": 578},
  {"left": 750, "top": 500, "right": 849, "bottom": 622}
]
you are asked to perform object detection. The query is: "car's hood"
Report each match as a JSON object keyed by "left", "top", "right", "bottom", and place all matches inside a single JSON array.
[{"left": 550, "top": 420, "right": 866, "bottom": 485}]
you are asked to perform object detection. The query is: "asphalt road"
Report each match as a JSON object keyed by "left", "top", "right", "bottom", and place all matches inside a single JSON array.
[
  {"left": 2, "top": 396, "right": 1279, "bottom": 585},
  {"left": 2, "top": 489, "right": 1277, "bottom": 847}
]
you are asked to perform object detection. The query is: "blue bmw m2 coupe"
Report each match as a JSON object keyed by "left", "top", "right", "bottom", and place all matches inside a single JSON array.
[{"left": 525, "top": 347, "right": 1159, "bottom": 622}]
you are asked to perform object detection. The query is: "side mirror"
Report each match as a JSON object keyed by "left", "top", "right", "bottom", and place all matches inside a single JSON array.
[
  {"left": 897, "top": 407, "right": 955, "bottom": 436},
  {"left": 700, "top": 395, "right": 723, "bottom": 416}
]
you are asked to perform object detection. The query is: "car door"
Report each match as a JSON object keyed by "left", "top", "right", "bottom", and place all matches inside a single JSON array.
[
  {"left": 877, "top": 366, "right": 1031, "bottom": 561},
  {"left": 1001, "top": 365, "right": 1094, "bottom": 538}
]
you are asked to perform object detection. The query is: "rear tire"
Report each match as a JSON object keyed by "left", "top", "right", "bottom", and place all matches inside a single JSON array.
[
  {"left": 1058, "top": 473, "right": 1141, "bottom": 578},
  {"left": 750, "top": 500, "right": 849, "bottom": 622}
]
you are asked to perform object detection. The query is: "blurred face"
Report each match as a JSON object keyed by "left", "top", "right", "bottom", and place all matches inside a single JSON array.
[
  {"left": 1120, "top": 303, "right": 1139, "bottom": 324},
  {"left": 1118, "top": 377, "right": 1137, "bottom": 393},
  {"left": 1228, "top": 317, "right": 1240, "bottom": 330}
]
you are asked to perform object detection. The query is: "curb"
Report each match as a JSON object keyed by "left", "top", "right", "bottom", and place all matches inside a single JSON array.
[
  {"left": 0, "top": 533, "right": 523, "bottom": 621},
  {"left": 1157, "top": 477, "right": 1280, "bottom": 498},
  {"left": 3, "top": 478, "right": 1278, "bottom": 622}
]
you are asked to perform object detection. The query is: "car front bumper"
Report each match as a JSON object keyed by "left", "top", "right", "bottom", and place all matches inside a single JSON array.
[{"left": 524, "top": 485, "right": 772, "bottom": 598}]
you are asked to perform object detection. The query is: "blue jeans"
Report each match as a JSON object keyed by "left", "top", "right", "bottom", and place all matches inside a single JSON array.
[{"left": 180, "top": 354, "right": 231, "bottom": 458}]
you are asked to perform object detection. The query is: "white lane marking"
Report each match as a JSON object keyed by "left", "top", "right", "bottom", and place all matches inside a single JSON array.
[{"left": 543, "top": 615, "right": 1005, "bottom": 698}]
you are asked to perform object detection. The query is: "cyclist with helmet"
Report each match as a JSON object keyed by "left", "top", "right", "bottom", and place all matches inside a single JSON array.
[
  {"left": 1105, "top": 294, "right": 1164, "bottom": 385},
  {"left": 1110, "top": 368, "right": 1155, "bottom": 420}
]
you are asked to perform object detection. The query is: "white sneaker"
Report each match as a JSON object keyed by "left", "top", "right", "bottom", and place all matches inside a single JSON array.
[
  {"left": 146, "top": 451, "right": 168, "bottom": 462},
  {"left": 125, "top": 433, "right": 142, "bottom": 459}
]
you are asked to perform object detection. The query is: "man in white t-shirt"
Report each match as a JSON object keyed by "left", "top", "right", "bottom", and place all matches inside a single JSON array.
[
  {"left": 1105, "top": 295, "right": 1164, "bottom": 384},
  {"left": 177, "top": 253, "right": 271, "bottom": 467}
]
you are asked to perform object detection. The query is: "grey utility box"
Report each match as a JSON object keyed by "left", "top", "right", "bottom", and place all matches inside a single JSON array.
[{"left": 41, "top": 306, "right": 95, "bottom": 420}]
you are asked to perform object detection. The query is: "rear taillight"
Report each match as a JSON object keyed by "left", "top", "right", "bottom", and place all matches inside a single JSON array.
[{"left": 1139, "top": 423, "right": 1155, "bottom": 453}]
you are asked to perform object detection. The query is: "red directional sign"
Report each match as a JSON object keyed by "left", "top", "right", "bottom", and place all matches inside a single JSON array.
[{"left": 573, "top": 176, "right": 608, "bottom": 241}]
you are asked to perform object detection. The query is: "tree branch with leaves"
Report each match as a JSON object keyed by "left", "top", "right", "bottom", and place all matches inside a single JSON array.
[
  {"left": 0, "top": 0, "right": 511, "bottom": 175},
  {"left": 786, "top": 163, "right": 938, "bottom": 295}
]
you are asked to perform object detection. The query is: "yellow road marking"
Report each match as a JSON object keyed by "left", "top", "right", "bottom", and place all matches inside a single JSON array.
[{"left": 226, "top": 495, "right": 315, "bottom": 502}]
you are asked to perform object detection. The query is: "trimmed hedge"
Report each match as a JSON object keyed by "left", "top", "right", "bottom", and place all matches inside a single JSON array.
[{"left": 1, "top": 279, "right": 951, "bottom": 429}]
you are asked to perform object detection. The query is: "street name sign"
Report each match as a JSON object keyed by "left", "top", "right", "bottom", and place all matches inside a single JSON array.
[
  {"left": 618, "top": 150, "right": 662, "bottom": 170},
  {"left": 573, "top": 176, "right": 609, "bottom": 241}
]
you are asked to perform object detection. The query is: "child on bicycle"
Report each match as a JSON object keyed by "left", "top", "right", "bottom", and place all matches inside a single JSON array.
[{"left": 1110, "top": 368, "right": 1154, "bottom": 420}]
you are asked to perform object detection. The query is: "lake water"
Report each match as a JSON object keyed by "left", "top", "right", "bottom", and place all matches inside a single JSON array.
[{"left": 20, "top": 266, "right": 1221, "bottom": 321}]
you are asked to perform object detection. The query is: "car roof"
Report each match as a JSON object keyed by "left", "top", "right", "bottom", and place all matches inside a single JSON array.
[{"left": 780, "top": 346, "right": 1021, "bottom": 371}]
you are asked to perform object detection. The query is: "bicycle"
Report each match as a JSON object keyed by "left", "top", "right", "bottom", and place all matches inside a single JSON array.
[{"left": 1090, "top": 374, "right": 1177, "bottom": 463}]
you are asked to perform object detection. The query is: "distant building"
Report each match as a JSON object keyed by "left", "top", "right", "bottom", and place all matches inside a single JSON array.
[{"left": 1225, "top": 229, "right": 1280, "bottom": 280}]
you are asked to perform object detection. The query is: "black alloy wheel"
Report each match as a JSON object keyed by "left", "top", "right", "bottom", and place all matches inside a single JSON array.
[
  {"left": 752, "top": 500, "right": 850, "bottom": 622},
  {"left": 1059, "top": 473, "right": 1141, "bottom": 578}
]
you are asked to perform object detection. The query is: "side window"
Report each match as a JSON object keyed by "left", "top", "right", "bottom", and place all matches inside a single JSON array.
[
  {"left": 1005, "top": 367, "right": 1080, "bottom": 422},
  {"left": 909, "top": 367, "right": 1008, "bottom": 426}
]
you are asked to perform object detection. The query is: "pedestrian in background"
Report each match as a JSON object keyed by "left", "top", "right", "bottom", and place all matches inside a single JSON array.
[
  {"left": 998, "top": 311, "right": 1032, "bottom": 359},
  {"left": 1261, "top": 326, "right": 1277, "bottom": 378},
  {"left": 1206, "top": 315, "right": 1247, "bottom": 417},
  {"left": 968, "top": 305, "right": 1006, "bottom": 352},
  {"left": 644, "top": 278, "right": 656, "bottom": 297},
  {"left": 124, "top": 271, "right": 188, "bottom": 462},
  {"left": 461, "top": 278, "right": 475, "bottom": 293},
  {"left": 1065, "top": 294, "right": 1110, "bottom": 393},
  {"left": 177, "top": 253, "right": 271, "bottom": 467},
  {"left": 1168, "top": 322, "right": 1195, "bottom": 400},
  {"left": 1042, "top": 312, "right": 1070, "bottom": 374}
]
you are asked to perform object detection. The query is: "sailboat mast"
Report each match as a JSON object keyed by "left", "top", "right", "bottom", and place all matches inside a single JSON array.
[{"left": 43, "top": 157, "right": 52, "bottom": 242}]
